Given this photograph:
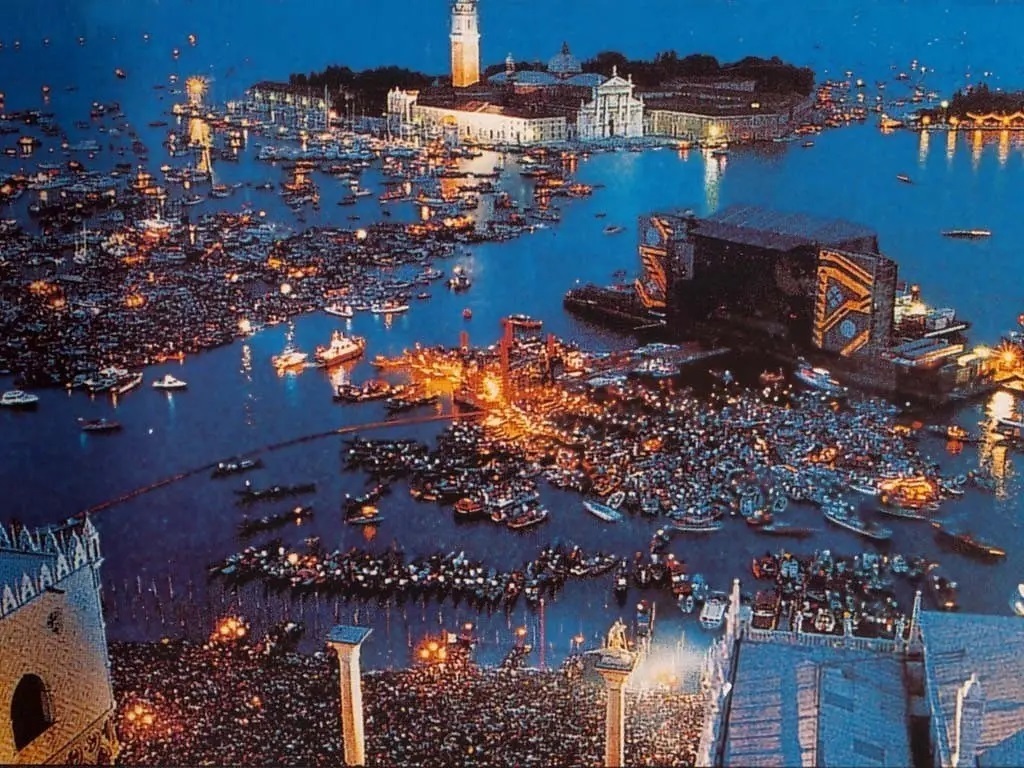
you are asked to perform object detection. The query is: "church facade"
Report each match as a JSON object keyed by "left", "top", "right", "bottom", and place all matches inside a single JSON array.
[
  {"left": 576, "top": 67, "right": 646, "bottom": 141},
  {"left": 0, "top": 519, "right": 119, "bottom": 765}
]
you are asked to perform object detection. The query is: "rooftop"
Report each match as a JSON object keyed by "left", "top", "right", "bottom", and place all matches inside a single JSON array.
[
  {"left": 723, "top": 640, "right": 911, "bottom": 767},
  {"left": 921, "top": 611, "right": 1024, "bottom": 768},
  {"left": 692, "top": 204, "right": 879, "bottom": 253},
  {"left": 548, "top": 42, "right": 582, "bottom": 76}
]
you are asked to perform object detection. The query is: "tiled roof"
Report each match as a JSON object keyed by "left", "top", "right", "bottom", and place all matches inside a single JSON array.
[
  {"left": 921, "top": 612, "right": 1024, "bottom": 767},
  {"left": 723, "top": 641, "right": 910, "bottom": 767}
]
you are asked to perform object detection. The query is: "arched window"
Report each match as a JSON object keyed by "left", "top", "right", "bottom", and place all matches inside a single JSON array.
[{"left": 11, "top": 674, "right": 53, "bottom": 750}]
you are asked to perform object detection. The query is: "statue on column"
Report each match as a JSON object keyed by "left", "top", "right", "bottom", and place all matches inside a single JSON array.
[{"left": 607, "top": 619, "right": 629, "bottom": 653}]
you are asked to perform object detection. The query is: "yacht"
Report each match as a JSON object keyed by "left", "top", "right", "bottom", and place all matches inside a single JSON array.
[
  {"left": 152, "top": 373, "right": 187, "bottom": 390},
  {"left": 583, "top": 499, "right": 623, "bottom": 523},
  {"left": 699, "top": 595, "right": 727, "bottom": 630},
  {"left": 272, "top": 348, "right": 308, "bottom": 370},
  {"left": 314, "top": 331, "right": 366, "bottom": 368},
  {"left": 793, "top": 358, "right": 846, "bottom": 397},
  {"left": 1, "top": 390, "right": 39, "bottom": 408},
  {"left": 324, "top": 303, "right": 354, "bottom": 319},
  {"left": 370, "top": 300, "right": 409, "bottom": 315}
]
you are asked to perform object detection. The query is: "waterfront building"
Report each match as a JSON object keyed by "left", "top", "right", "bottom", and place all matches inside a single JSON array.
[
  {"left": 450, "top": 0, "right": 481, "bottom": 88},
  {"left": 0, "top": 519, "right": 119, "bottom": 765},
  {"left": 576, "top": 66, "right": 645, "bottom": 141},
  {"left": 644, "top": 77, "right": 813, "bottom": 142},
  {"left": 386, "top": 88, "right": 568, "bottom": 145}
]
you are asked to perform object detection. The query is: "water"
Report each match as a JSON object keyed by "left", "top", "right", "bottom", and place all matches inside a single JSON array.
[{"left": 2, "top": 0, "right": 1024, "bottom": 668}]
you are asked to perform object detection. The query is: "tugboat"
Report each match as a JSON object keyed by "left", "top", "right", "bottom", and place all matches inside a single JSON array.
[
  {"left": 932, "top": 522, "right": 1006, "bottom": 559},
  {"left": 314, "top": 331, "right": 366, "bottom": 368}
]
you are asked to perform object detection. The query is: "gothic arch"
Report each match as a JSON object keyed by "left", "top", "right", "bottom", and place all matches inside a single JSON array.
[{"left": 11, "top": 674, "right": 54, "bottom": 750}]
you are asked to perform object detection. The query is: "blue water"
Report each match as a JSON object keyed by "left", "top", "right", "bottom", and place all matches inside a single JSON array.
[{"left": 2, "top": 0, "right": 1024, "bottom": 668}]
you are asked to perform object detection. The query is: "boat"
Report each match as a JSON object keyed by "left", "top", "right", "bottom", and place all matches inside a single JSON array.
[
  {"left": 607, "top": 490, "right": 625, "bottom": 510},
  {"left": 212, "top": 458, "right": 263, "bottom": 478},
  {"left": 238, "top": 505, "right": 313, "bottom": 536},
  {"left": 462, "top": 308, "right": 473, "bottom": 320},
  {"left": 1010, "top": 583, "right": 1024, "bottom": 617},
  {"left": 507, "top": 313, "right": 543, "bottom": 330},
  {"left": 896, "top": 174, "right": 912, "bottom": 184},
  {"left": 670, "top": 519, "right": 723, "bottom": 534},
  {"left": 928, "top": 566, "right": 959, "bottom": 611},
  {"left": 182, "top": 194, "right": 203, "bottom": 206},
  {"left": 370, "top": 300, "right": 409, "bottom": 315},
  {"left": 758, "top": 522, "right": 814, "bottom": 538},
  {"left": 114, "top": 68, "right": 127, "bottom": 80},
  {"left": 152, "top": 374, "right": 187, "bottom": 390},
  {"left": 699, "top": 595, "right": 727, "bottom": 630},
  {"left": 235, "top": 482, "right": 316, "bottom": 504},
  {"left": 758, "top": 369, "right": 785, "bottom": 387},
  {"left": 801, "top": 141, "right": 815, "bottom": 148},
  {"left": 823, "top": 502, "right": 892, "bottom": 541},
  {"left": 932, "top": 522, "right": 1006, "bottom": 559},
  {"left": 272, "top": 348, "right": 308, "bottom": 370},
  {"left": 636, "top": 599, "right": 655, "bottom": 639},
  {"left": 603, "top": 225, "right": 625, "bottom": 235},
  {"left": 78, "top": 417, "right": 122, "bottom": 433},
  {"left": 454, "top": 497, "right": 485, "bottom": 520},
  {"left": 324, "top": 303, "right": 354, "bottom": 319},
  {"left": 583, "top": 499, "right": 623, "bottom": 523},
  {"left": 314, "top": 331, "right": 366, "bottom": 368},
  {"left": 875, "top": 505, "right": 931, "bottom": 521},
  {"left": 942, "top": 229, "right": 991, "bottom": 239},
  {"left": 793, "top": 358, "right": 846, "bottom": 397},
  {"left": 678, "top": 594, "right": 695, "bottom": 614},
  {"left": 506, "top": 505, "right": 549, "bottom": 530},
  {"left": 113, "top": 372, "right": 143, "bottom": 395},
  {"left": 0, "top": 390, "right": 39, "bottom": 408},
  {"left": 346, "top": 504, "right": 384, "bottom": 525}
]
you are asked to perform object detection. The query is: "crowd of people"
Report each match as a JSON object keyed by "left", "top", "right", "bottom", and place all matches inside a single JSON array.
[{"left": 110, "top": 638, "right": 705, "bottom": 766}]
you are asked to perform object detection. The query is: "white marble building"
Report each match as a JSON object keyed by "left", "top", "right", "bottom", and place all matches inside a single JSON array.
[{"left": 576, "top": 67, "right": 645, "bottom": 141}]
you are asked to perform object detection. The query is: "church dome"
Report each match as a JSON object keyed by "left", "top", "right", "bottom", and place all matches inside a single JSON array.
[{"left": 547, "top": 42, "right": 582, "bottom": 77}]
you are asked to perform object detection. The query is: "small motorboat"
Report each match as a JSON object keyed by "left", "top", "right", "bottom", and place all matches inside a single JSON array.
[
  {"left": 152, "top": 373, "right": 187, "bottom": 390},
  {"left": 896, "top": 174, "right": 912, "bottom": 184},
  {"left": 462, "top": 308, "right": 473, "bottom": 320},
  {"left": 79, "top": 417, "right": 122, "bottom": 433},
  {"left": 1, "top": 390, "right": 39, "bottom": 408}
]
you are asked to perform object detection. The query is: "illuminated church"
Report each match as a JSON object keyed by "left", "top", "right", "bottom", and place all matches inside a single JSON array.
[
  {"left": 387, "top": 2, "right": 645, "bottom": 144},
  {"left": 0, "top": 518, "right": 119, "bottom": 765}
]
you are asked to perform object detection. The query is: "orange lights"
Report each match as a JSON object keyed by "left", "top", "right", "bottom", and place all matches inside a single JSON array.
[{"left": 211, "top": 615, "right": 249, "bottom": 644}]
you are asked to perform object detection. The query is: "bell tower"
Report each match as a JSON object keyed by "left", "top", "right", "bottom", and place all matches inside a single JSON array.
[{"left": 450, "top": 0, "right": 480, "bottom": 88}]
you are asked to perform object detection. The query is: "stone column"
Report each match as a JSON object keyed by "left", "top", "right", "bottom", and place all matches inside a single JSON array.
[
  {"left": 595, "top": 652, "right": 637, "bottom": 768},
  {"left": 327, "top": 626, "right": 373, "bottom": 766}
]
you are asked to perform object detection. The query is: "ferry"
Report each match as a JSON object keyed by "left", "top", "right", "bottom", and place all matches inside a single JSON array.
[
  {"left": 152, "top": 373, "right": 187, "bottom": 390},
  {"left": 583, "top": 499, "right": 623, "bottom": 523},
  {"left": 272, "top": 348, "right": 308, "bottom": 370},
  {"left": 942, "top": 229, "right": 991, "bottom": 239},
  {"left": 370, "top": 300, "right": 409, "bottom": 315},
  {"left": 823, "top": 502, "right": 892, "bottom": 541},
  {"left": 699, "top": 594, "right": 728, "bottom": 630},
  {"left": 324, "top": 303, "right": 354, "bottom": 319},
  {"left": 78, "top": 417, "right": 122, "bottom": 433},
  {"left": 931, "top": 522, "right": 1006, "bottom": 559},
  {"left": 314, "top": 331, "right": 366, "bottom": 368},
  {"left": 1, "top": 390, "right": 39, "bottom": 408},
  {"left": 793, "top": 358, "right": 846, "bottom": 397}
]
